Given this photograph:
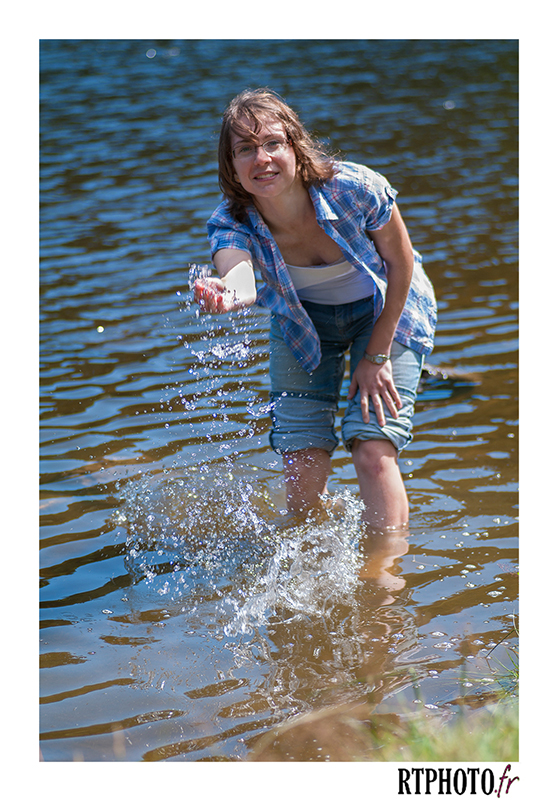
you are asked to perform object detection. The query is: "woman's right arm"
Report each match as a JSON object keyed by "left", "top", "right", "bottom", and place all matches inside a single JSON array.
[{"left": 194, "top": 248, "right": 257, "bottom": 313}]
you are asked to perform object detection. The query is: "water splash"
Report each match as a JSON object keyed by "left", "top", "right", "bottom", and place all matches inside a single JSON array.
[
  {"left": 177, "top": 266, "right": 260, "bottom": 393},
  {"left": 116, "top": 465, "right": 278, "bottom": 583},
  {"left": 115, "top": 466, "right": 365, "bottom": 636},
  {"left": 187, "top": 262, "right": 212, "bottom": 290},
  {"left": 223, "top": 493, "right": 365, "bottom": 637}
]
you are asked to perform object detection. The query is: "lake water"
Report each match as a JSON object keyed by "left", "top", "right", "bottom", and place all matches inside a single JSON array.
[{"left": 39, "top": 39, "right": 518, "bottom": 762}]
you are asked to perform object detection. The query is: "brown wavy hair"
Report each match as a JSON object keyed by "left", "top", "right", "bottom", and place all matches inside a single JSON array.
[{"left": 217, "top": 88, "right": 338, "bottom": 223}]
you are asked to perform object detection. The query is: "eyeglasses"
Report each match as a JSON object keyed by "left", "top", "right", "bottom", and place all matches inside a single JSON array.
[{"left": 232, "top": 136, "right": 291, "bottom": 160}]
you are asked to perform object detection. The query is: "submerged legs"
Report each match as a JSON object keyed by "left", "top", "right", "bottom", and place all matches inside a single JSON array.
[{"left": 283, "top": 439, "right": 410, "bottom": 595}]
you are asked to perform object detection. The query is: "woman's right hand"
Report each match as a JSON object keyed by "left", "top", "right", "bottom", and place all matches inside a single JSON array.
[
  {"left": 194, "top": 278, "right": 239, "bottom": 313},
  {"left": 194, "top": 254, "right": 257, "bottom": 314}
]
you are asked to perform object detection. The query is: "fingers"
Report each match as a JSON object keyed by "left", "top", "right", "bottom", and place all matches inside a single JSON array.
[
  {"left": 360, "top": 392, "right": 372, "bottom": 425},
  {"left": 355, "top": 358, "right": 403, "bottom": 427},
  {"left": 361, "top": 393, "right": 386, "bottom": 427},
  {"left": 360, "top": 384, "right": 401, "bottom": 427},
  {"left": 194, "top": 279, "right": 231, "bottom": 313},
  {"left": 361, "top": 394, "right": 388, "bottom": 427}
]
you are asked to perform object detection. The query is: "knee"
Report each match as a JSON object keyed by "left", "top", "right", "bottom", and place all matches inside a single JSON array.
[{"left": 351, "top": 438, "right": 398, "bottom": 478}]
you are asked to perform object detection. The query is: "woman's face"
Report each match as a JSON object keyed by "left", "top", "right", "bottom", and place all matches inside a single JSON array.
[{"left": 230, "top": 117, "right": 300, "bottom": 205}]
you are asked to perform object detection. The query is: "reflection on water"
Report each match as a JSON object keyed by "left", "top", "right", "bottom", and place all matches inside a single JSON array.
[{"left": 40, "top": 39, "right": 518, "bottom": 761}]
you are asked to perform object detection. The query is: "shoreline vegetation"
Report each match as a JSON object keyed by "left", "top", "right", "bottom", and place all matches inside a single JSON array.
[
  {"left": 248, "top": 637, "right": 518, "bottom": 762},
  {"left": 248, "top": 696, "right": 518, "bottom": 762}
]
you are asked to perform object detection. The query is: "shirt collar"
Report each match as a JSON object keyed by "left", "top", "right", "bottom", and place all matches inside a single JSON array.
[
  {"left": 309, "top": 184, "right": 339, "bottom": 220},
  {"left": 246, "top": 205, "right": 273, "bottom": 238}
]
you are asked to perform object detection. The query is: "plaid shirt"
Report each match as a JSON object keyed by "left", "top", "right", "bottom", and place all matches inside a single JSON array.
[{"left": 207, "top": 161, "right": 436, "bottom": 373}]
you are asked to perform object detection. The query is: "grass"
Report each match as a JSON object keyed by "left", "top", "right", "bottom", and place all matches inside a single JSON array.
[
  {"left": 365, "top": 699, "right": 518, "bottom": 762},
  {"left": 249, "top": 636, "right": 519, "bottom": 762},
  {"left": 366, "top": 627, "right": 519, "bottom": 762}
]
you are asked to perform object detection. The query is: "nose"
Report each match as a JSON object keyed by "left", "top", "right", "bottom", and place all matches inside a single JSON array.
[{"left": 253, "top": 144, "right": 272, "bottom": 164}]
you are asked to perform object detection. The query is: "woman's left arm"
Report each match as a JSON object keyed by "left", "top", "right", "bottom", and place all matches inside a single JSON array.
[{"left": 347, "top": 204, "right": 415, "bottom": 426}]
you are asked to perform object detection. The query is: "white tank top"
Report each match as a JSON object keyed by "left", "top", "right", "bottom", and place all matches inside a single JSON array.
[{"left": 285, "top": 258, "right": 376, "bottom": 304}]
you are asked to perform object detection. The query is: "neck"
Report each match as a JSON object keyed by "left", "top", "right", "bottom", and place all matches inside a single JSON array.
[{"left": 254, "top": 182, "right": 314, "bottom": 234}]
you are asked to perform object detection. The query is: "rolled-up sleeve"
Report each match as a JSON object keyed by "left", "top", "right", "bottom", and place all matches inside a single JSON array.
[
  {"left": 360, "top": 167, "right": 399, "bottom": 231},
  {"left": 207, "top": 205, "right": 253, "bottom": 257}
]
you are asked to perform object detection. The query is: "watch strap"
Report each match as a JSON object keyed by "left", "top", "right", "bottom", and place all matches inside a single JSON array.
[{"left": 363, "top": 352, "right": 391, "bottom": 365}]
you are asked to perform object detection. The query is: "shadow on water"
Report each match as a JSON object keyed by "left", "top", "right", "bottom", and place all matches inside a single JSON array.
[{"left": 40, "top": 39, "right": 518, "bottom": 761}]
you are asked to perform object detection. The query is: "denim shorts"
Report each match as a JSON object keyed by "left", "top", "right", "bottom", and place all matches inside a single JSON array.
[{"left": 269, "top": 297, "right": 424, "bottom": 455}]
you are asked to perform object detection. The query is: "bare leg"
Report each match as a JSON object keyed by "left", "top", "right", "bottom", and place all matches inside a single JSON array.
[
  {"left": 351, "top": 438, "right": 409, "bottom": 530},
  {"left": 351, "top": 438, "right": 410, "bottom": 598},
  {"left": 282, "top": 448, "right": 331, "bottom": 516}
]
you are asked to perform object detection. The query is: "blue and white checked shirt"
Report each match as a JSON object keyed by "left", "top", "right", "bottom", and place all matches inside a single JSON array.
[{"left": 207, "top": 161, "right": 437, "bottom": 373}]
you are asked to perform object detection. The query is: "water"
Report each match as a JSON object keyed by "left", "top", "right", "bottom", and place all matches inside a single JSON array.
[{"left": 40, "top": 39, "right": 518, "bottom": 762}]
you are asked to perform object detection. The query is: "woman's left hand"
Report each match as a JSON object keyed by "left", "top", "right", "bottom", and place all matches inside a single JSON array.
[{"left": 347, "top": 358, "right": 403, "bottom": 427}]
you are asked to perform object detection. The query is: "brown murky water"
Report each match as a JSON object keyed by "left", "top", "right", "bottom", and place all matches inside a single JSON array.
[{"left": 40, "top": 39, "right": 518, "bottom": 761}]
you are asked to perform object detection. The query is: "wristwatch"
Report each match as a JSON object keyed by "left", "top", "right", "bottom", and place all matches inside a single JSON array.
[{"left": 363, "top": 352, "right": 391, "bottom": 365}]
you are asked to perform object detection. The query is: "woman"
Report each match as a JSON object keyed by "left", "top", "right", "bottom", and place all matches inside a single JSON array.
[{"left": 194, "top": 88, "right": 436, "bottom": 532}]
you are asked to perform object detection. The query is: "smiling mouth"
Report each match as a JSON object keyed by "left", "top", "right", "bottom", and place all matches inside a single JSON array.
[{"left": 254, "top": 172, "right": 278, "bottom": 181}]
